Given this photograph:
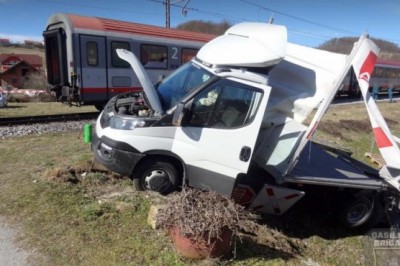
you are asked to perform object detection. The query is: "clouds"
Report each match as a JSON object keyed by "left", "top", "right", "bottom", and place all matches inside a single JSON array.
[{"left": 0, "top": 33, "right": 43, "bottom": 43}]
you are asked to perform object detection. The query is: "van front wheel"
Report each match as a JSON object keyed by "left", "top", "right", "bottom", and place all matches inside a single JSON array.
[{"left": 133, "top": 158, "right": 180, "bottom": 195}]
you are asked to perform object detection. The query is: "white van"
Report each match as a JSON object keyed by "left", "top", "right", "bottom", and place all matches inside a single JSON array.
[
  {"left": 0, "top": 91, "right": 7, "bottom": 108},
  {"left": 92, "top": 22, "right": 400, "bottom": 229}
]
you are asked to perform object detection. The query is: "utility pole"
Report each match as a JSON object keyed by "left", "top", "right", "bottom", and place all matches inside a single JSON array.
[
  {"left": 268, "top": 14, "right": 274, "bottom": 24},
  {"left": 165, "top": 0, "right": 171, "bottom": 28},
  {"left": 165, "top": 0, "right": 190, "bottom": 28}
]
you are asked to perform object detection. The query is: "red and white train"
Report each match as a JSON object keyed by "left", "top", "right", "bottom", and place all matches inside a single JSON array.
[
  {"left": 43, "top": 13, "right": 215, "bottom": 110},
  {"left": 338, "top": 58, "right": 400, "bottom": 97}
]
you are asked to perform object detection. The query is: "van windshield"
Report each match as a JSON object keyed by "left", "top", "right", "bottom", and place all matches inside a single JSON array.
[{"left": 156, "top": 62, "right": 213, "bottom": 110}]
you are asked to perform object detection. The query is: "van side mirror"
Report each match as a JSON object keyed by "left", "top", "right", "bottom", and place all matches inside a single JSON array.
[{"left": 172, "top": 102, "right": 185, "bottom": 126}]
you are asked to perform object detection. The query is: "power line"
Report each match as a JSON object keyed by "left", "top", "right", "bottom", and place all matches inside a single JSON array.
[
  {"left": 288, "top": 29, "right": 332, "bottom": 43},
  {"left": 33, "top": 0, "right": 163, "bottom": 17},
  {"left": 33, "top": 0, "right": 400, "bottom": 46},
  {"left": 240, "top": 0, "right": 400, "bottom": 46},
  {"left": 240, "top": 0, "right": 358, "bottom": 35},
  {"left": 164, "top": 0, "right": 191, "bottom": 28},
  {"left": 148, "top": 0, "right": 248, "bottom": 22}
]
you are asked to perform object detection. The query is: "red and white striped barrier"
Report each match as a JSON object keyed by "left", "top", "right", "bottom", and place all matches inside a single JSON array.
[{"left": 0, "top": 89, "right": 48, "bottom": 97}]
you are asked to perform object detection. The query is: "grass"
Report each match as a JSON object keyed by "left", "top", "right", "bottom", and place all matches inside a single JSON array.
[
  {"left": 0, "top": 46, "right": 44, "bottom": 56},
  {"left": 0, "top": 101, "right": 399, "bottom": 265},
  {"left": 0, "top": 102, "right": 97, "bottom": 117},
  {"left": 314, "top": 100, "right": 400, "bottom": 165},
  {"left": 0, "top": 132, "right": 181, "bottom": 265}
]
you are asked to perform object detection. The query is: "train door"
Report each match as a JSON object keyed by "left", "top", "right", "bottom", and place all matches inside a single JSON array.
[
  {"left": 79, "top": 35, "right": 107, "bottom": 104},
  {"left": 43, "top": 28, "right": 68, "bottom": 88}
]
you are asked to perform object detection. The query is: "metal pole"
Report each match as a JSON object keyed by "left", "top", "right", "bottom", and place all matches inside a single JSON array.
[
  {"left": 165, "top": 0, "right": 170, "bottom": 28},
  {"left": 165, "top": 0, "right": 190, "bottom": 28}
]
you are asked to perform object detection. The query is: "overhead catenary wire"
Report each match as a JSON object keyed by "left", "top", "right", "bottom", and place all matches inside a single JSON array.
[
  {"left": 32, "top": 0, "right": 400, "bottom": 47},
  {"left": 240, "top": 0, "right": 400, "bottom": 45},
  {"left": 159, "top": 0, "right": 400, "bottom": 46},
  {"left": 147, "top": 0, "right": 249, "bottom": 22},
  {"left": 33, "top": 0, "right": 163, "bottom": 17},
  {"left": 240, "top": 0, "right": 358, "bottom": 36}
]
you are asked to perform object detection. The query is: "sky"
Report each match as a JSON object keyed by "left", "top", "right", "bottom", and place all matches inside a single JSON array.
[{"left": 0, "top": 0, "right": 399, "bottom": 48}]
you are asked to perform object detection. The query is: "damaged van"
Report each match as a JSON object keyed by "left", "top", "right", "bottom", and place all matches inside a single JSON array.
[{"left": 92, "top": 22, "right": 400, "bottom": 229}]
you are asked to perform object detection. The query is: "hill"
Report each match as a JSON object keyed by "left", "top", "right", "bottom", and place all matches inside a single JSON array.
[
  {"left": 317, "top": 37, "right": 400, "bottom": 60},
  {"left": 176, "top": 20, "right": 231, "bottom": 35}
]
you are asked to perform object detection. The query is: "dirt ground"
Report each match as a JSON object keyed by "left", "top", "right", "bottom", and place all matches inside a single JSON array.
[{"left": 0, "top": 218, "right": 34, "bottom": 265}]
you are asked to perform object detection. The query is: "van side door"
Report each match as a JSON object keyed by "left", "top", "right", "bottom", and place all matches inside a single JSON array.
[{"left": 173, "top": 78, "right": 270, "bottom": 196}]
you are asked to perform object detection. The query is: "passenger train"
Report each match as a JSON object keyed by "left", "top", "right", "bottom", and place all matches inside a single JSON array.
[
  {"left": 338, "top": 59, "right": 400, "bottom": 97},
  {"left": 43, "top": 13, "right": 215, "bottom": 109}
]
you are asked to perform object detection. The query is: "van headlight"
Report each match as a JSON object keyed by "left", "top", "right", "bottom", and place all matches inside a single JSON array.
[{"left": 109, "top": 116, "right": 145, "bottom": 130}]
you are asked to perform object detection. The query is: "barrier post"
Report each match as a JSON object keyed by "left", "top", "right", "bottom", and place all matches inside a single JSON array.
[{"left": 84, "top": 123, "right": 92, "bottom": 144}]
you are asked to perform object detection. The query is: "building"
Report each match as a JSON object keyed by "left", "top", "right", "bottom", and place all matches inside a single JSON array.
[
  {"left": 0, "top": 54, "right": 43, "bottom": 89},
  {"left": 0, "top": 38, "right": 10, "bottom": 45}
]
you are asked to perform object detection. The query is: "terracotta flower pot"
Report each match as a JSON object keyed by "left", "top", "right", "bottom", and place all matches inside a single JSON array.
[{"left": 169, "top": 226, "right": 233, "bottom": 259}]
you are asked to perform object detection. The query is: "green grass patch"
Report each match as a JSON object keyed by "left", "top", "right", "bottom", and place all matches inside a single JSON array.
[
  {"left": 0, "top": 102, "right": 97, "bottom": 118},
  {"left": 314, "top": 101, "right": 400, "bottom": 165},
  {"left": 0, "top": 132, "right": 182, "bottom": 265}
]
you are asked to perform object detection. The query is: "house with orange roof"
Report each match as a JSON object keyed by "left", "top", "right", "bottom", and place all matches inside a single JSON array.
[{"left": 0, "top": 53, "right": 43, "bottom": 89}]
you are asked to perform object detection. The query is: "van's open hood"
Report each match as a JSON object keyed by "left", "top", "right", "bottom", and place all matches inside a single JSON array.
[{"left": 116, "top": 49, "right": 163, "bottom": 115}]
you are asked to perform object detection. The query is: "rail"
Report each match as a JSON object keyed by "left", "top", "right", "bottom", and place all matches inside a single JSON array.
[{"left": 0, "top": 112, "right": 100, "bottom": 127}]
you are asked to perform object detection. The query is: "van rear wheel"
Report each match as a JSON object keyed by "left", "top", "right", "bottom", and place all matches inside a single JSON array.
[
  {"left": 338, "top": 195, "right": 383, "bottom": 229},
  {"left": 133, "top": 158, "right": 181, "bottom": 195}
]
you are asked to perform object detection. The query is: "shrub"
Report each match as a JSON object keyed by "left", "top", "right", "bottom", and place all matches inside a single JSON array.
[
  {"left": 156, "top": 187, "right": 258, "bottom": 243},
  {"left": 8, "top": 93, "right": 31, "bottom": 103}
]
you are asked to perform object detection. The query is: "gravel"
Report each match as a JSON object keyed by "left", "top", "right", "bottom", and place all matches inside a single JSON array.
[{"left": 0, "top": 120, "right": 96, "bottom": 138}]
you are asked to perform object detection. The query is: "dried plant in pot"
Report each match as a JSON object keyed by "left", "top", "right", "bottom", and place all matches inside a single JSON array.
[{"left": 156, "top": 187, "right": 258, "bottom": 259}]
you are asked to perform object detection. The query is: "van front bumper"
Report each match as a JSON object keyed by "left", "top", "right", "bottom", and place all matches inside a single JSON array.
[{"left": 91, "top": 133, "right": 145, "bottom": 176}]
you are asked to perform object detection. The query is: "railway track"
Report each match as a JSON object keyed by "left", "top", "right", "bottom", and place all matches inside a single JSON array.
[{"left": 0, "top": 112, "right": 100, "bottom": 127}]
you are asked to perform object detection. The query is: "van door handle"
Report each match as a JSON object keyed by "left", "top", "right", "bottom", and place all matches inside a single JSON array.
[{"left": 240, "top": 146, "right": 251, "bottom": 162}]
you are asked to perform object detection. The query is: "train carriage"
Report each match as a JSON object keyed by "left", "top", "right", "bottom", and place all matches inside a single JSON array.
[
  {"left": 371, "top": 59, "right": 400, "bottom": 93},
  {"left": 43, "top": 13, "right": 215, "bottom": 109},
  {"left": 338, "top": 59, "right": 400, "bottom": 97}
]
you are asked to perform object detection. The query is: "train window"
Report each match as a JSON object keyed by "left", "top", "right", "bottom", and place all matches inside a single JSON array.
[
  {"left": 181, "top": 48, "right": 198, "bottom": 64},
  {"left": 86, "top": 41, "right": 98, "bottom": 66},
  {"left": 373, "top": 67, "right": 400, "bottom": 80},
  {"left": 111, "top": 41, "right": 130, "bottom": 68},
  {"left": 140, "top": 44, "right": 167, "bottom": 69}
]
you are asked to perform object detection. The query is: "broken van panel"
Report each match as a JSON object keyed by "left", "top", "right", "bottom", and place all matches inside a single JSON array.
[
  {"left": 92, "top": 22, "right": 400, "bottom": 229},
  {"left": 197, "top": 23, "right": 287, "bottom": 67}
]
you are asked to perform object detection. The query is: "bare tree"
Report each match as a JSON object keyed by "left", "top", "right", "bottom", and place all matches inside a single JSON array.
[{"left": 22, "top": 70, "right": 49, "bottom": 91}]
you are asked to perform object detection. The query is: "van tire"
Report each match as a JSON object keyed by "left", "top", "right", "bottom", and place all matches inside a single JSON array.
[
  {"left": 133, "top": 158, "right": 180, "bottom": 195},
  {"left": 338, "top": 195, "right": 379, "bottom": 229}
]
